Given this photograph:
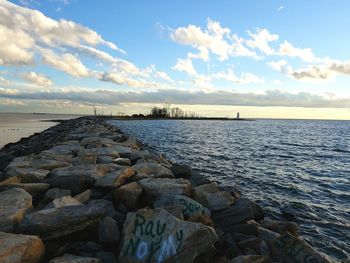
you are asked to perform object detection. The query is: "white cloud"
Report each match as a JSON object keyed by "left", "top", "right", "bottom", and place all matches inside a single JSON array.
[
  {"left": 172, "top": 58, "right": 197, "bottom": 76},
  {"left": 0, "top": 76, "right": 12, "bottom": 86},
  {"left": 278, "top": 6, "right": 284, "bottom": 12},
  {"left": 1, "top": 87, "right": 349, "bottom": 108},
  {"left": 278, "top": 41, "right": 316, "bottom": 62},
  {"left": 171, "top": 18, "right": 257, "bottom": 61},
  {"left": 0, "top": 24, "right": 34, "bottom": 65},
  {"left": 41, "top": 49, "right": 90, "bottom": 77},
  {"left": 212, "top": 69, "right": 264, "bottom": 84},
  {"left": 246, "top": 28, "right": 279, "bottom": 55},
  {"left": 99, "top": 72, "right": 155, "bottom": 88},
  {"left": 268, "top": 60, "right": 289, "bottom": 72},
  {"left": 21, "top": 72, "right": 53, "bottom": 87}
]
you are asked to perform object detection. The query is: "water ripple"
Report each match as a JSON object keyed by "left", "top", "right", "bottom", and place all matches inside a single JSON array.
[{"left": 109, "top": 119, "right": 350, "bottom": 261}]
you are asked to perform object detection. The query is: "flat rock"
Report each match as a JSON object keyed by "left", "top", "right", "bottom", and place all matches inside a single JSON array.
[
  {"left": 113, "top": 182, "right": 143, "bottom": 210},
  {"left": 212, "top": 198, "right": 264, "bottom": 231},
  {"left": 5, "top": 167, "right": 50, "bottom": 183},
  {"left": 45, "top": 196, "right": 82, "bottom": 209},
  {"left": 271, "top": 233, "right": 333, "bottom": 263},
  {"left": 0, "top": 188, "right": 32, "bottom": 231},
  {"left": 154, "top": 194, "right": 211, "bottom": 219},
  {"left": 45, "top": 144, "right": 81, "bottom": 155},
  {"left": 31, "top": 159, "right": 69, "bottom": 170},
  {"left": 113, "top": 158, "right": 131, "bottom": 166},
  {"left": 138, "top": 178, "right": 191, "bottom": 200},
  {"left": 0, "top": 183, "right": 49, "bottom": 194},
  {"left": 73, "top": 189, "right": 92, "bottom": 203},
  {"left": 49, "top": 254, "right": 102, "bottom": 263},
  {"left": 0, "top": 231, "right": 45, "bottom": 263},
  {"left": 119, "top": 208, "right": 218, "bottom": 263},
  {"left": 18, "top": 204, "right": 106, "bottom": 240},
  {"left": 95, "top": 167, "right": 135, "bottom": 188},
  {"left": 132, "top": 163, "right": 174, "bottom": 180},
  {"left": 261, "top": 220, "right": 298, "bottom": 237},
  {"left": 44, "top": 188, "right": 71, "bottom": 201},
  {"left": 193, "top": 183, "right": 235, "bottom": 212},
  {"left": 78, "top": 148, "right": 120, "bottom": 158}
]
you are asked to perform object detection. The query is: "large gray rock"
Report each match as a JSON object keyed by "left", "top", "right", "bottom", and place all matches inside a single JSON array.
[
  {"left": 5, "top": 167, "right": 49, "bottom": 183},
  {"left": 212, "top": 198, "right": 264, "bottom": 231},
  {"left": 31, "top": 159, "right": 69, "bottom": 170},
  {"left": 138, "top": 178, "right": 191, "bottom": 200},
  {"left": 0, "top": 231, "right": 45, "bottom": 263},
  {"left": 193, "top": 183, "right": 235, "bottom": 212},
  {"left": 18, "top": 204, "right": 106, "bottom": 240},
  {"left": 154, "top": 194, "right": 210, "bottom": 219},
  {"left": 45, "top": 144, "right": 81, "bottom": 155},
  {"left": 113, "top": 158, "right": 131, "bottom": 166},
  {"left": 95, "top": 167, "right": 135, "bottom": 188},
  {"left": 49, "top": 254, "right": 102, "bottom": 263},
  {"left": 44, "top": 188, "right": 71, "bottom": 202},
  {"left": 132, "top": 163, "right": 174, "bottom": 180},
  {"left": 271, "top": 233, "right": 333, "bottom": 263},
  {"left": 0, "top": 188, "right": 32, "bottom": 231},
  {"left": 119, "top": 208, "right": 218, "bottom": 263}
]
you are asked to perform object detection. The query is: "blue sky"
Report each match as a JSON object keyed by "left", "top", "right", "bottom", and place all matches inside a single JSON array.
[{"left": 0, "top": 0, "right": 350, "bottom": 119}]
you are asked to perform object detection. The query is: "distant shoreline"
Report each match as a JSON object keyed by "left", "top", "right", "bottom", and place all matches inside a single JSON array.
[{"left": 107, "top": 116, "right": 255, "bottom": 121}]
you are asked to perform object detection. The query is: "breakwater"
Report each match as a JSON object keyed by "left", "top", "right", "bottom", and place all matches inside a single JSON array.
[{"left": 0, "top": 117, "right": 334, "bottom": 262}]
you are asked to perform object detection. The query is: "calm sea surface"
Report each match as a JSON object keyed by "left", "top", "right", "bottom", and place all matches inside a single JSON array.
[
  {"left": 0, "top": 113, "right": 79, "bottom": 149},
  {"left": 109, "top": 119, "right": 350, "bottom": 261}
]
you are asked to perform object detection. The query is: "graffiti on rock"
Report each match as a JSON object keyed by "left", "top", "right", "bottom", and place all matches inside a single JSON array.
[{"left": 123, "top": 214, "right": 184, "bottom": 262}]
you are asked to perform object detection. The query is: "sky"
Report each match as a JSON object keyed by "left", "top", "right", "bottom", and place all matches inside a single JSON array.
[{"left": 0, "top": 0, "right": 350, "bottom": 119}]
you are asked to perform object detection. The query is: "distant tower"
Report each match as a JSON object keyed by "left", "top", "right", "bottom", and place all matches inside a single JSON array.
[{"left": 236, "top": 112, "right": 240, "bottom": 119}]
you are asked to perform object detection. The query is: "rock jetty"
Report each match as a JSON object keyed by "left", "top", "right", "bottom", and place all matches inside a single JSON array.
[{"left": 0, "top": 117, "right": 334, "bottom": 262}]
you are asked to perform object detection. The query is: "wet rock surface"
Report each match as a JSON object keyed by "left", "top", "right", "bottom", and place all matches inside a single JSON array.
[{"left": 0, "top": 117, "right": 336, "bottom": 262}]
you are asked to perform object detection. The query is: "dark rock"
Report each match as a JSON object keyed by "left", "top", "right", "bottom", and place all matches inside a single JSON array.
[
  {"left": 49, "top": 254, "right": 102, "bottom": 263},
  {"left": 113, "top": 182, "right": 143, "bottom": 210},
  {"left": 95, "top": 251, "right": 118, "bottom": 263},
  {"left": 212, "top": 198, "right": 264, "bottom": 230},
  {"left": 18, "top": 204, "right": 106, "bottom": 240},
  {"left": 97, "top": 216, "right": 120, "bottom": 244},
  {"left": 231, "top": 255, "right": 272, "bottom": 263},
  {"left": 170, "top": 164, "right": 192, "bottom": 179}
]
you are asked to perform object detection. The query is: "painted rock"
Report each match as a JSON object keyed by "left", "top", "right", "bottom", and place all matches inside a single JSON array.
[{"left": 119, "top": 208, "right": 218, "bottom": 263}]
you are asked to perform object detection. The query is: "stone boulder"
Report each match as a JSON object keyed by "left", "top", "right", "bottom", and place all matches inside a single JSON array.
[
  {"left": 138, "top": 178, "right": 191, "bottom": 201},
  {"left": 95, "top": 167, "right": 135, "bottom": 189},
  {"left": 154, "top": 194, "right": 211, "bottom": 219},
  {"left": 119, "top": 208, "right": 218, "bottom": 263},
  {"left": 45, "top": 144, "right": 81, "bottom": 155},
  {"left": 78, "top": 148, "right": 120, "bottom": 158},
  {"left": 132, "top": 163, "right": 174, "bottom": 181},
  {"left": 0, "top": 188, "right": 32, "bottom": 231},
  {"left": 212, "top": 198, "right": 264, "bottom": 231},
  {"left": 18, "top": 204, "right": 106, "bottom": 240},
  {"left": 49, "top": 254, "right": 102, "bottom": 263},
  {"left": 5, "top": 167, "right": 49, "bottom": 183},
  {"left": 113, "top": 182, "right": 143, "bottom": 210},
  {"left": 271, "top": 233, "right": 333, "bottom": 263},
  {"left": 0, "top": 232, "right": 45, "bottom": 263},
  {"left": 170, "top": 164, "right": 192, "bottom": 179},
  {"left": 193, "top": 183, "right": 235, "bottom": 212}
]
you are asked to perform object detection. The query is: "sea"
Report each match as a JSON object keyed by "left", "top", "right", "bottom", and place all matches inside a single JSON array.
[
  {"left": 108, "top": 119, "right": 350, "bottom": 261},
  {"left": 0, "top": 113, "right": 79, "bottom": 149}
]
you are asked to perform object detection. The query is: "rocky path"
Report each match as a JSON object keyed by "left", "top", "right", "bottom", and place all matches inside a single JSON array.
[{"left": 0, "top": 117, "right": 334, "bottom": 263}]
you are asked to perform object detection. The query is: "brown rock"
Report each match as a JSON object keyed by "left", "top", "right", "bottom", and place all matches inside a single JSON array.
[
  {"left": 0, "top": 188, "right": 32, "bottom": 231},
  {"left": 113, "top": 182, "right": 143, "bottom": 210},
  {"left": 0, "top": 232, "right": 45, "bottom": 263},
  {"left": 95, "top": 167, "right": 135, "bottom": 188},
  {"left": 231, "top": 255, "right": 272, "bottom": 263},
  {"left": 131, "top": 163, "right": 174, "bottom": 181}
]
